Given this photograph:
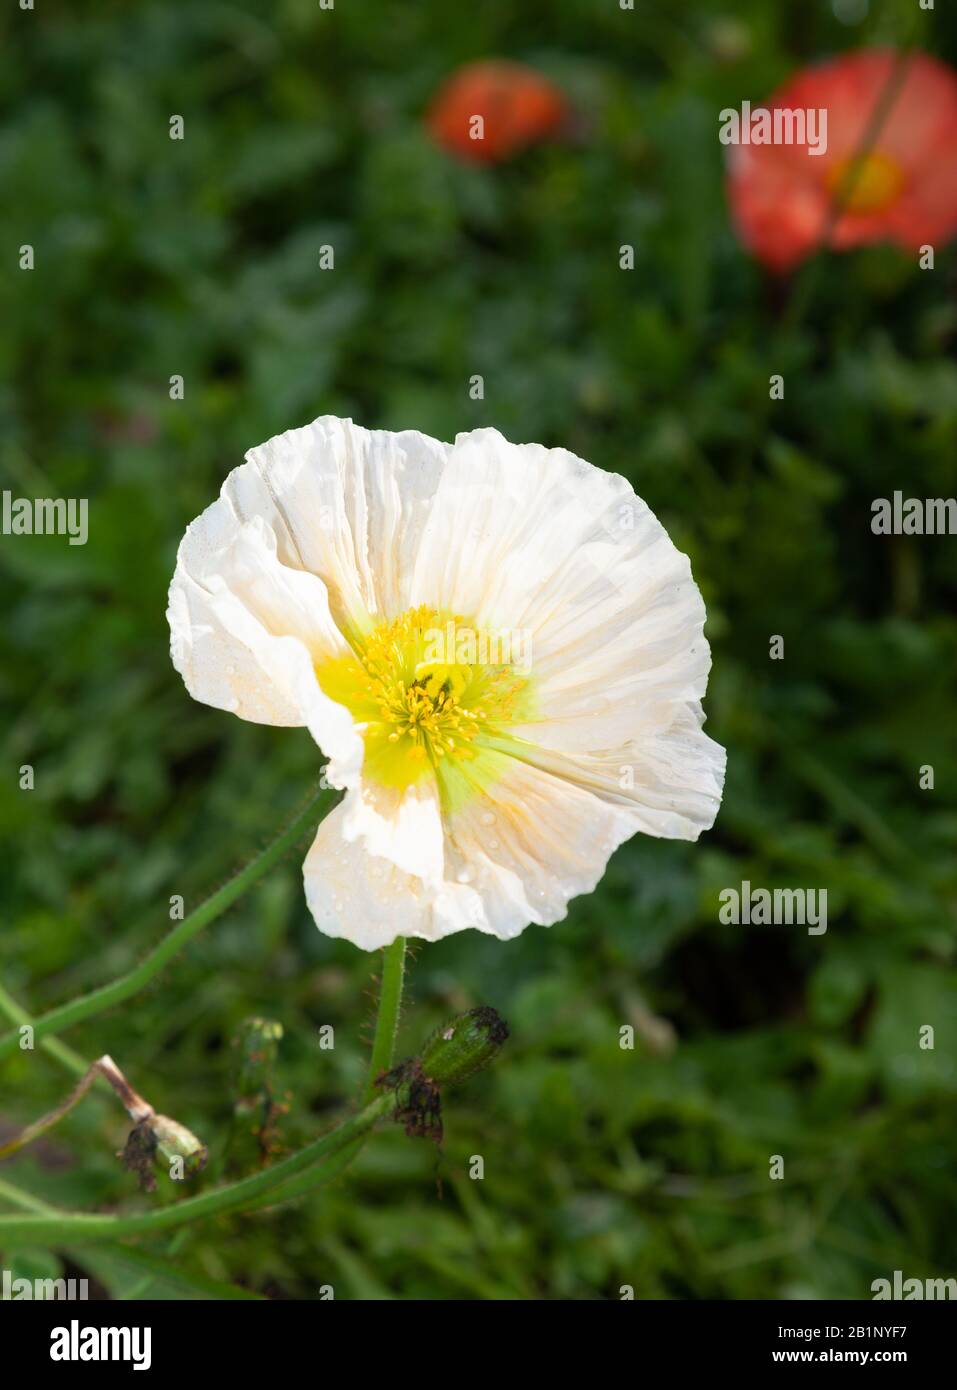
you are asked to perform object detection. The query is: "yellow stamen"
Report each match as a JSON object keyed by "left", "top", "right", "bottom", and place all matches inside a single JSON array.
[
  {"left": 826, "top": 150, "right": 905, "bottom": 215},
  {"left": 315, "top": 606, "right": 534, "bottom": 794}
]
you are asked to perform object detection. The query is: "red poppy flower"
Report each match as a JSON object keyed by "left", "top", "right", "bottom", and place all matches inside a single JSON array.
[
  {"left": 426, "top": 60, "right": 568, "bottom": 164},
  {"left": 726, "top": 50, "right": 957, "bottom": 272}
]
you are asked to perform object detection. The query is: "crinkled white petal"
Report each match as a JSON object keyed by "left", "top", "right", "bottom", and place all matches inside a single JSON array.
[
  {"left": 303, "top": 754, "right": 643, "bottom": 948},
  {"left": 170, "top": 416, "right": 726, "bottom": 949},
  {"left": 412, "top": 427, "right": 713, "bottom": 750},
  {"left": 168, "top": 507, "right": 364, "bottom": 785},
  {"left": 403, "top": 425, "right": 724, "bottom": 838},
  {"left": 238, "top": 416, "right": 450, "bottom": 631},
  {"left": 440, "top": 753, "right": 642, "bottom": 939},
  {"left": 339, "top": 777, "right": 446, "bottom": 884},
  {"left": 500, "top": 706, "right": 726, "bottom": 841},
  {"left": 168, "top": 417, "right": 450, "bottom": 786},
  {"left": 303, "top": 802, "right": 484, "bottom": 950}
]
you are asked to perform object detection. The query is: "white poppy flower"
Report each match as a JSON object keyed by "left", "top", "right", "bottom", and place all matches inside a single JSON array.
[{"left": 167, "top": 416, "right": 725, "bottom": 950}]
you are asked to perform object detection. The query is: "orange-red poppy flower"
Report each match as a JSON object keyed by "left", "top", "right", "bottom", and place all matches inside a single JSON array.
[
  {"left": 725, "top": 50, "right": 957, "bottom": 272},
  {"left": 427, "top": 60, "right": 568, "bottom": 164}
]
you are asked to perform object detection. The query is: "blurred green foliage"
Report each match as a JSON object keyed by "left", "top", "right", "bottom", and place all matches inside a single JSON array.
[{"left": 1, "top": 0, "right": 956, "bottom": 1300}]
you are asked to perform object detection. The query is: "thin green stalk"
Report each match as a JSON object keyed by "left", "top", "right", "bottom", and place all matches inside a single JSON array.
[
  {"left": 0, "top": 983, "right": 124, "bottom": 1161},
  {"left": 0, "top": 1092, "right": 393, "bottom": 1246},
  {"left": 0, "top": 786, "right": 336, "bottom": 1063},
  {"left": 364, "top": 936, "right": 406, "bottom": 1101},
  {"left": 0, "top": 1175, "right": 57, "bottom": 1215},
  {"left": 779, "top": 25, "right": 923, "bottom": 336},
  {"left": 0, "top": 1059, "right": 104, "bottom": 1160},
  {"left": 239, "top": 1140, "right": 360, "bottom": 1214},
  {"left": 0, "top": 980, "right": 86, "bottom": 1077},
  {"left": 0, "top": 836, "right": 405, "bottom": 1238},
  {"left": 245, "top": 936, "right": 408, "bottom": 1211}
]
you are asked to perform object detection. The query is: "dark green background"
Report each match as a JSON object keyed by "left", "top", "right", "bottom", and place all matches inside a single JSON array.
[{"left": 1, "top": 0, "right": 955, "bottom": 1299}]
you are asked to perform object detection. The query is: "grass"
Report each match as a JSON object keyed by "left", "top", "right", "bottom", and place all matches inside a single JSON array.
[{"left": 0, "top": 0, "right": 955, "bottom": 1299}]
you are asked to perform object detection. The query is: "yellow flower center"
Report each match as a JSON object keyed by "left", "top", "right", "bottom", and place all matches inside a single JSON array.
[
  {"left": 825, "top": 151, "right": 905, "bottom": 215},
  {"left": 316, "top": 605, "right": 534, "bottom": 793}
]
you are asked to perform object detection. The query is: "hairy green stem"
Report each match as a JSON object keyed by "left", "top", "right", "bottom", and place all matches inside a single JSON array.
[
  {"left": 243, "top": 936, "right": 408, "bottom": 1211},
  {"left": 364, "top": 937, "right": 406, "bottom": 1101},
  {"left": 0, "top": 787, "right": 335, "bottom": 1063},
  {"left": 0, "top": 1092, "right": 393, "bottom": 1246},
  {"left": 0, "top": 981, "right": 86, "bottom": 1076},
  {"left": 0, "top": 1176, "right": 57, "bottom": 1215},
  {"left": 0, "top": 820, "right": 406, "bottom": 1241}
]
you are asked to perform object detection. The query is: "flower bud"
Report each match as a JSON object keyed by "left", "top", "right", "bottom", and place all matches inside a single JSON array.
[
  {"left": 151, "top": 1114, "right": 209, "bottom": 1177},
  {"left": 120, "top": 1113, "right": 208, "bottom": 1190},
  {"left": 377, "top": 1007, "right": 508, "bottom": 1141},
  {"left": 419, "top": 1006, "right": 509, "bottom": 1087},
  {"left": 233, "top": 1017, "right": 283, "bottom": 1100}
]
